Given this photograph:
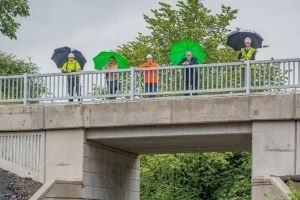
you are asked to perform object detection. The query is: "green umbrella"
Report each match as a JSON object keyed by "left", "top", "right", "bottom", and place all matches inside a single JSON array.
[
  {"left": 93, "top": 51, "right": 129, "bottom": 70},
  {"left": 168, "top": 40, "right": 206, "bottom": 65}
]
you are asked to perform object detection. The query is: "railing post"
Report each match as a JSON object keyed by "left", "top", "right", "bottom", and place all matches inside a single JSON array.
[
  {"left": 245, "top": 60, "right": 251, "bottom": 95},
  {"left": 130, "top": 67, "right": 135, "bottom": 100},
  {"left": 23, "top": 73, "right": 28, "bottom": 105}
]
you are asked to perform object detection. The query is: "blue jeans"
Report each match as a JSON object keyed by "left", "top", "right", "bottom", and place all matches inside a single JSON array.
[{"left": 144, "top": 83, "right": 157, "bottom": 98}]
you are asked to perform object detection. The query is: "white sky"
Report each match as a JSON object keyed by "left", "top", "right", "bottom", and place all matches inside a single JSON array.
[{"left": 1, "top": 0, "right": 300, "bottom": 73}]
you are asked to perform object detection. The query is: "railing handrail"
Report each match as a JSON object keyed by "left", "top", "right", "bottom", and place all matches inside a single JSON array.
[
  {"left": 1, "top": 58, "right": 300, "bottom": 105},
  {"left": 0, "top": 58, "right": 299, "bottom": 78}
]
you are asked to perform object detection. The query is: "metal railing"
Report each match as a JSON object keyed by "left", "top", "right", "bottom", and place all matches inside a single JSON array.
[{"left": 0, "top": 58, "right": 300, "bottom": 105}]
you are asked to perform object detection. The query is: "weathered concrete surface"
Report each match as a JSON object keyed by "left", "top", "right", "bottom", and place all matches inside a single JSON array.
[
  {"left": 0, "top": 93, "right": 299, "bottom": 131},
  {"left": 252, "top": 121, "right": 296, "bottom": 177},
  {"left": 297, "top": 121, "right": 300, "bottom": 175},
  {"left": 87, "top": 123, "right": 252, "bottom": 154},
  {"left": 0, "top": 106, "right": 44, "bottom": 131},
  {"left": 83, "top": 141, "right": 140, "bottom": 200},
  {"left": 252, "top": 177, "right": 289, "bottom": 200},
  {"left": 45, "top": 129, "right": 84, "bottom": 182},
  {"left": 29, "top": 180, "right": 84, "bottom": 200}
]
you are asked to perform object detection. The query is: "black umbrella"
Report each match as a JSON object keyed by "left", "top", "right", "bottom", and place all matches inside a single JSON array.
[
  {"left": 72, "top": 50, "right": 87, "bottom": 69},
  {"left": 226, "top": 30, "right": 264, "bottom": 51},
  {"left": 51, "top": 47, "right": 87, "bottom": 69}
]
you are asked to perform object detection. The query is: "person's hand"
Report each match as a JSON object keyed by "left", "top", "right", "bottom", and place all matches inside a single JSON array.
[
  {"left": 182, "top": 62, "right": 189, "bottom": 66},
  {"left": 240, "top": 59, "right": 245, "bottom": 62}
]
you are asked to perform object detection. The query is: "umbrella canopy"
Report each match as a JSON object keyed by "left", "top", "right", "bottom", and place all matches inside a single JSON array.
[
  {"left": 227, "top": 30, "right": 264, "bottom": 51},
  {"left": 168, "top": 40, "right": 206, "bottom": 65},
  {"left": 51, "top": 47, "right": 87, "bottom": 69},
  {"left": 93, "top": 51, "right": 129, "bottom": 70}
]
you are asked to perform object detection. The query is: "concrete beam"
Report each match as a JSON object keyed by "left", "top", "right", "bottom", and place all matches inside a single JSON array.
[
  {"left": 0, "top": 93, "right": 299, "bottom": 131},
  {"left": 86, "top": 123, "right": 252, "bottom": 154},
  {"left": 0, "top": 105, "right": 43, "bottom": 131}
]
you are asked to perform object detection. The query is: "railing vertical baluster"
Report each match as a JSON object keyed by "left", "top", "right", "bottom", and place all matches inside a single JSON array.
[
  {"left": 23, "top": 73, "right": 28, "bottom": 105},
  {"left": 130, "top": 67, "right": 135, "bottom": 100},
  {"left": 245, "top": 61, "right": 251, "bottom": 95}
]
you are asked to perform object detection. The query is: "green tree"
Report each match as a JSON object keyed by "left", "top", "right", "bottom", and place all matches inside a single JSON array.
[
  {"left": 0, "top": 52, "right": 39, "bottom": 75},
  {"left": 141, "top": 152, "right": 251, "bottom": 200},
  {"left": 118, "top": 0, "right": 238, "bottom": 66},
  {"left": 117, "top": 0, "right": 241, "bottom": 97},
  {"left": 0, "top": 52, "right": 41, "bottom": 102},
  {"left": 0, "top": 0, "right": 30, "bottom": 39}
]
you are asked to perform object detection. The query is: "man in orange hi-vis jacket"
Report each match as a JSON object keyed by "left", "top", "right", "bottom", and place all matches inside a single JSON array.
[{"left": 139, "top": 54, "right": 159, "bottom": 98}]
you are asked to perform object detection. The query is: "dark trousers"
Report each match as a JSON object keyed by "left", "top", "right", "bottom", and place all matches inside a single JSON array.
[
  {"left": 107, "top": 80, "right": 118, "bottom": 99},
  {"left": 183, "top": 68, "right": 199, "bottom": 96},
  {"left": 67, "top": 76, "right": 80, "bottom": 102},
  {"left": 144, "top": 83, "right": 157, "bottom": 98}
]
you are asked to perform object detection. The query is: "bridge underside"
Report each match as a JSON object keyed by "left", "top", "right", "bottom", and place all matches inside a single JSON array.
[{"left": 86, "top": 122, "right": 252, "bottom": 154}]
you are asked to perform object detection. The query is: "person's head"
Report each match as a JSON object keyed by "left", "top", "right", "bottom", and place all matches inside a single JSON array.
[
  {"left": 186, "top": 51, "right": 192, "bottom": 59},
  {"left": 244, "top": 37, "right": 252, "bottom": 48},
  {"left": 146, "top": 54, "right": 154, "bottom": 63},
  {"left": 68, "top": 53, "right": 75, "bottom": 61},
  {"left": 109, "top": 56, "right": 116, "bottom": 65}
]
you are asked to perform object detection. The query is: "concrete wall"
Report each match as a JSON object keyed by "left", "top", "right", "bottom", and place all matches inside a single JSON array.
[
  {"left": 252, "top": 121, "right": 300, "bottom": 200},
  {"left": 83, "top": 141, "right": 140, "bottom": 200},
  {"left": 252, "top": 121, "right": 298, "bottom": 177},
  {"left": 252, "top": 177, "right": 289, "bottom": 200},
  {"left": 45, "top": 129, "right": 84, "bottom": 182},
  {"left": 30, "top": 180, "right": 84, "bottom": 200},
  {"left": 0, "top": 131, "right": 45, "bottom": 182},
  {"left": 1, "top": 94, "right": 300, "bottom": 131}
]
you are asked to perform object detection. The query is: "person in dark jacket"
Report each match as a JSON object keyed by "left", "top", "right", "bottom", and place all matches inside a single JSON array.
[{"left": 180, "top": 51, "right": 199, "bottom": 96}]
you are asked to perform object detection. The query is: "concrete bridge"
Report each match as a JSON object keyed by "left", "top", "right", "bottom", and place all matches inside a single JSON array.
[{"left": 0, "top": 93, "right": 299, "bottom": 199}]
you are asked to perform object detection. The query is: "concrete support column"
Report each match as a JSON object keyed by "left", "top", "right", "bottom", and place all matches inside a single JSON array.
[
  {"left": 83, "top": 141, "right": 140, "bottom": 200},
  {"left": 45, "top": 129, "right": 85, "bottom": 182},
  {"left": 252, "top": 121, "right": 299, "bottom": 199}
]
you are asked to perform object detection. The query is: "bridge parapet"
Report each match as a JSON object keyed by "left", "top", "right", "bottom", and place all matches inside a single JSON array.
[{"left": 0, "top": 93, "right": 299, "bottom": 131}]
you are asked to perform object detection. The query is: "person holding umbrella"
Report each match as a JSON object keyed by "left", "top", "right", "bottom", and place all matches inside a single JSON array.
[
  {"left": 61, "top": 53, "right": 81, "bottom": 102},
  {"left": 93, "top": 51, "right": 129, "bottom": 100},
  {"left": 168, "top": 39, "right": 206, "bottom": 96},
  {"left": 139, "top": 54, "right": 159, "bottom": 98},
  {"left": 238, "top": 37, "right": 256, "bottom": 61},
  {"left": 227, "top": 30, "right": 263, "bottom": 86},
  {"left": 180, "top": 51, "right": 198, "bottom": 96},
  {"left": 238, "top": 37, "right": 256, "bottom": 86},
  {"left": 103, "top": 56, "right": 119, "bottom": 99}
]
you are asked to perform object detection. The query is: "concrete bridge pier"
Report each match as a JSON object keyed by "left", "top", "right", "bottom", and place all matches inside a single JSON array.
[
  {"left": 83, "top": 140, "right": 140, "bottom": 199},
  {"left": 31, "top": 129, "right": 140, "bottom": 200},
  {"left": 252, "top": 121, "right": 300, "bottom": 200}
]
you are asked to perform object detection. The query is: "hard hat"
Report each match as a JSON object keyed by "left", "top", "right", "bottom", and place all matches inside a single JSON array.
[
  {"left": 68, "top": 53, "right": 75, "bottom": 58},
  {"left": 146, "top": 54, "right": 153, "bottom": 59},
  {"left": 244, "top": 37, "right": 252, "bottom": 43}
]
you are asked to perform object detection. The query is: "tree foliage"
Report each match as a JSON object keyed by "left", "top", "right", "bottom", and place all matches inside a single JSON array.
[
  {"left": 141, "top": 152, "right": 251, "bottom": 200},
  {"left": 118, "top": 0, "right": 238, "bottom": 66},
  {"left": 0, "top": 52, "right": 39, "bottom": 75},
  {"left": 0, "top": 52, "right": 40, "bottom": 102},
  {"left": 0, "top": 0, "right": 30, "bottom": 39}
]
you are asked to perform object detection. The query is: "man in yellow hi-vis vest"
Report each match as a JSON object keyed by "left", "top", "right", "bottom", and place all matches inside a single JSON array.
[
  {"left": 61, "top": 53, "right": 81, "bottom": 102},
  {"left": 238, "top": 37, "right": 256, "bottom": 86}
]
